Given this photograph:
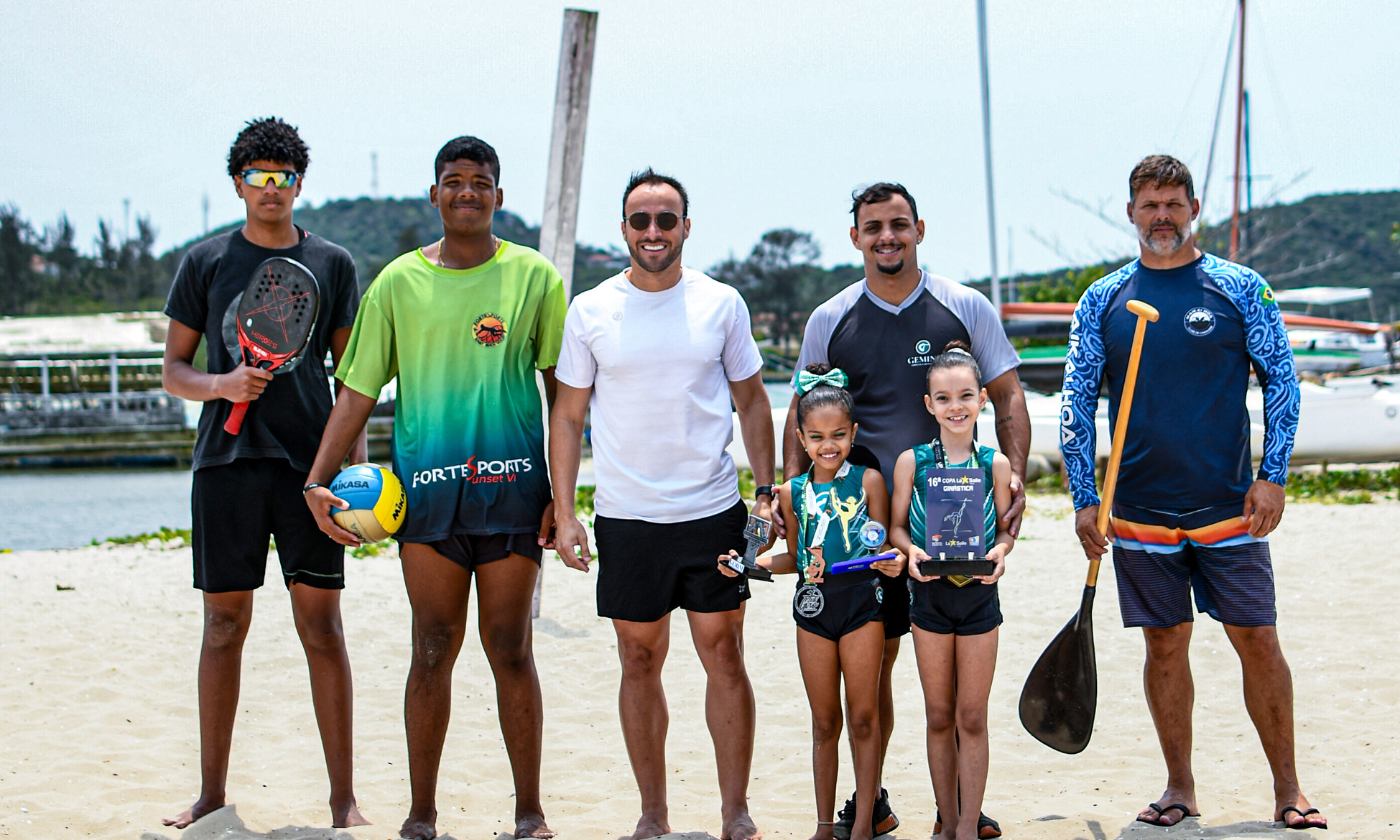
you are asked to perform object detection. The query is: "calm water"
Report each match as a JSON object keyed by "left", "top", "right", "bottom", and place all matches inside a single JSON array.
[{"left": 0, "top": 469, "right": 192, "bottom": 550}]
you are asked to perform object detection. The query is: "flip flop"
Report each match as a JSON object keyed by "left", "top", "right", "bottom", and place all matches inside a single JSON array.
[
  {"left": 1136, "top": 803, "right": 1198, "bottom": 826},
  {"left": 1280, "top": 806, "right": 1328, "bottom": 830},
  {"left": 932, "top": 811, "right": 1001, "bottom": 838}
]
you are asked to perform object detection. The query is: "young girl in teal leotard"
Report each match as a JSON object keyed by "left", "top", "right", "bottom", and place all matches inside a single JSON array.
[
  {"left": 890, "top": 341, "right": 1015, "bottom": 840},
  {"left": 718, "top": 364, "right": 905, "bottom": 840}
]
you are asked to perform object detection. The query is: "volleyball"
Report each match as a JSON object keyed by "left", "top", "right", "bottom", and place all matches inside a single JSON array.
[{"left": 329, "top": 463, "right": 406, "bottom": 542}]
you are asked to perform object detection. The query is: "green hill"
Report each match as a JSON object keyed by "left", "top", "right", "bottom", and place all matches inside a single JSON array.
[
  {"left": 985, "top": 190, "right": 1400, "bottom": 322},
  {"left": 160, "top": 198, "right": 628, "bottom": 295}
]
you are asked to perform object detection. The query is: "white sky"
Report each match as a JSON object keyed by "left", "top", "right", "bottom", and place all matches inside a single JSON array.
[{"left": 3, "top": 0, "right": 1398, "bottom": 281}]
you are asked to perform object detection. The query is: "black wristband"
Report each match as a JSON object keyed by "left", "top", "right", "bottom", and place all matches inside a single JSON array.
[
  {"left": 754, "top": 484, "right": 775, "bottom": 500},
  {"left": 302, "top": 483, "right": 325, "bottom": 495}
]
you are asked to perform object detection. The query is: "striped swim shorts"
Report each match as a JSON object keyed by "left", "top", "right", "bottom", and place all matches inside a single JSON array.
[{"left": 1109, "top": 502, "right": 1276, "bottom": 628}]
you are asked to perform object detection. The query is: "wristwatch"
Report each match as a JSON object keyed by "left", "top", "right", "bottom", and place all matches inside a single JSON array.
[{"left": 754, "top": 484, "right": 775, "bottom": 501}]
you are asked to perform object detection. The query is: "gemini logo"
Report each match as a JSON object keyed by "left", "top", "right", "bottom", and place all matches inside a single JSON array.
[{"left": 915, "top": 339, "right": 931, "bottom": 354}]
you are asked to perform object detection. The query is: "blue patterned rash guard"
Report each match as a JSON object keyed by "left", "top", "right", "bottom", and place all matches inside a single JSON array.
[{"left": 1060, "top": 253, "right": 1299, "bottom": 511}]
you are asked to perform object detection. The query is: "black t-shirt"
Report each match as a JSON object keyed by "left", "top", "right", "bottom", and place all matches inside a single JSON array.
[{"left": 164, "top": 228, "right": 360, "bottom": 472}]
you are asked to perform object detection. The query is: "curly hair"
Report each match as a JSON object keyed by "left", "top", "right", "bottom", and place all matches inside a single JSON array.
[
  {"left": 227, "top": 117, "right": 310, "bottom": 178},
  {"left": 851, "top": 182, "right": 918, "bottom": 224}
]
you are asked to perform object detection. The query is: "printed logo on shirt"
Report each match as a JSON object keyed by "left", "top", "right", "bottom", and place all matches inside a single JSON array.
[
  {"left": 1184, "top": 307, "right": 1216, "bottom": 337},
  {"left": 411, "top": 456, "right": 533, "bottom": 488},
  {"left": 1259, "top": 283, "right": 1276, "bottom": 306},
  {"left": 473, "top": 312, "right": 507, "bottom": 347},
  {"left": 915, "top": 339, "right": 931, "bottom": 355}
]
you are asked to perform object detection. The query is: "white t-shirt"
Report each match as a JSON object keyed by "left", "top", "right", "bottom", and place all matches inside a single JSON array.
[{"left": 556, "top": 268, "right": 765, "bottom": 523}]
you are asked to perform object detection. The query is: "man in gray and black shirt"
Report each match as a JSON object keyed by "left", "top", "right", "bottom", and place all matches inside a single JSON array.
[{"left": 784, "top": 182, "right": 1030, "bottom": 839}]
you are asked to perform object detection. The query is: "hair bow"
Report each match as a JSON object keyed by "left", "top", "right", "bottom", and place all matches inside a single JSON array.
[{"left": 796, "top": 368, "right": 849, "bottom": 395}]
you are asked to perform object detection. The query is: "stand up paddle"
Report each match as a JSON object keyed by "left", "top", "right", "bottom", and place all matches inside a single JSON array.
[
  {"left": 223, "top": 257, "right": 320, "bottom": 435},
  {"left": 1018, "top": 298, "right": 1158, "bottom": 754}
]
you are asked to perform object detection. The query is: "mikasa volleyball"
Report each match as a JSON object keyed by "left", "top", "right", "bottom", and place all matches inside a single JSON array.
[{"left": 330, "top": 463, "right": 407, "bottom": 542}]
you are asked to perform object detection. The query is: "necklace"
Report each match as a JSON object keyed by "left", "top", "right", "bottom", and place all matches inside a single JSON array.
[{"left": 435, "top": 235, "right": 500, "bottom": 268}]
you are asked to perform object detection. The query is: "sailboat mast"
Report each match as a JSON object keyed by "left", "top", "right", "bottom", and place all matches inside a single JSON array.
[
  {"left": 976, "top": 0, "right": 1001, "bottom": 311},
  {"left": 1229, "top": 0, "right": 1246, "bottom": 260}
]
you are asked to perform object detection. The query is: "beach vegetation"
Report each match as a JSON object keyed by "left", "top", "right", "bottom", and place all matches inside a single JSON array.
[{"left": 98, "top": 526, "right": 191, "bottom": 546}]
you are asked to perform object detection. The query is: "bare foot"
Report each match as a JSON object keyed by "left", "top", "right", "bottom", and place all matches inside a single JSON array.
[
  {"left": 400, "top": 811, "right": 438, "bottom": 840},
  {"left": 515, "top": 811, "right": 556, "bottom": 839},
  {"left": 162, "top": 796, "right": 224, "bottom": 829},
  {"left": 806, "top": 824, "right": 835, "bottom": 840},
  {"left": 722, "top": 811, "right": 761, "bottom": 840},
  {"left": 631, "top": 813, "right": 671, "bottom": 840},
  {"left": 1135, "top": 788, "right": 1199, "bottom": 827},
  {"left": 333, "top": 798, "right": 371, "bottom": 828},
  {"left": 1276, "top": 794, "right": 1327, "bottom": 830}
]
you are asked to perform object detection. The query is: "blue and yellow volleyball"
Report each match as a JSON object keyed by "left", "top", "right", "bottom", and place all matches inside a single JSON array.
[{"left": 330, "top": 463, "right": 406, "bottom": 542}]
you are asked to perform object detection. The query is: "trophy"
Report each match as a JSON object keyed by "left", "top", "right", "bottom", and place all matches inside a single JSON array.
[
  {"left": 917, "top": 468, "right": 995, "bottom": 577},
  {"left": 830, "top": 520, "right": 899, "bottom": 574},
  {"left": 726, "top": 515, "right": 773, "bottom": 581}
]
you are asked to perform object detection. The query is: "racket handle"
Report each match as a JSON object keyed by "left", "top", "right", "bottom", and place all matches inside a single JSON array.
[{"left": 224, "top": 401, "right": 250, "bottom": 435}]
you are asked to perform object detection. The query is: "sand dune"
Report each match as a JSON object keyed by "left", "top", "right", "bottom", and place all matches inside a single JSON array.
[{"left": 1, "top": 496, "right": 1395, "bottom": 839}]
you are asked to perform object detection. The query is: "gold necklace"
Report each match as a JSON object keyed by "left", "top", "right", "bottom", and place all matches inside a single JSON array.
[{"left": 435, "top": 235, "right": 500, "bottom": 268}]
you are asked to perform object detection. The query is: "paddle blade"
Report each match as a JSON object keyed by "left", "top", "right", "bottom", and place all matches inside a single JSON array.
[{"left": 1019, "top": 585, "right": 1098, "bottom": 754}]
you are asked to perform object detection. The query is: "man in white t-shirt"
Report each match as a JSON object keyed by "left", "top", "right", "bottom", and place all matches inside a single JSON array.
[{"left": 550, "top": 169, "right": 775, "bottom": 840}]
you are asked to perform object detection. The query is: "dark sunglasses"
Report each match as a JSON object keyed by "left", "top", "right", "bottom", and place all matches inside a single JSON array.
[
  {"left": 626, "top": 211, "right": 683, "bottom": 231},
  {"left": 240, "top": 169, "right": 299, "bottom": 188}
]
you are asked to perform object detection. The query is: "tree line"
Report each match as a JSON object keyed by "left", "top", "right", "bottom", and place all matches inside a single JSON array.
[{"left": 1, "top": 206, "right": 168, "bottom": 315}]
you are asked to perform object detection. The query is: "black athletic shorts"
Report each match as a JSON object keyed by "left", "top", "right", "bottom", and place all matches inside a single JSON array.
[
  {"left": 595, "top": 499, "right": 750, "bottom": 623},
  {"left": 909, "top": 578, "right": 1002, "bottom": 636},
  {"left": 412, "top": 531, "right": 544, "bottom": 571},
  {"left": 192, "top": 458, "right": 344, "bottom": 593},
  {"left": 793, "top": 571, "right": 884, "bottom": 642},
  {"left": 880, "top": 568, "right": 912, "bottom": 639}
]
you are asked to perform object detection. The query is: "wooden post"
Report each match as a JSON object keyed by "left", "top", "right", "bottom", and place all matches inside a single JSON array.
[
  {"left": 538, "top": 8, "right": 598, "bottom": 302},
  {"left": 535, "top": 7, "right": 598, "bottom": 619}
]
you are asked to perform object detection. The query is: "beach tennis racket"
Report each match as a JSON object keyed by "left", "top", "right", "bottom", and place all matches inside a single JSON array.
[
  {"left": 1018, "top": 299, "right": 1157, "bottom": 754},
  {"left": 222, "top": 257, "right": 320, "bottom": 435}
]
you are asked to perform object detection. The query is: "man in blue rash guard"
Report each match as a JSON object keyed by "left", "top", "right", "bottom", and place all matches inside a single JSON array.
[{"left": 1061, "top": 155, "right": 1324, "bottom": 831}]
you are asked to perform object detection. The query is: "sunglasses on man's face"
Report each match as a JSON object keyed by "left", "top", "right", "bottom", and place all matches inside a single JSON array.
[
  {"left": 626, "top": 211, "right": 683, "bottom": 232},
  {"left": 240, "top": 169, "right": 299, "bottom": 189}
]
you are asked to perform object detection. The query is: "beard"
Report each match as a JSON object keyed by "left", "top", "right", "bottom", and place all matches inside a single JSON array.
[
  {"left": 629, "top": 239, "right": 682, "bottom": 274},
  {"left": 1139, "top": 219, "right": 1186, "bottom": 255},
  {"left": 875, "top": 259, "right": 905, "bottom": 275}
]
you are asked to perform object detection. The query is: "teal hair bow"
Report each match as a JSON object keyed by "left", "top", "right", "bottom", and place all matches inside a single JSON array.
[{"left": 796, "top": 367, "right": 849, "bottom": 395}]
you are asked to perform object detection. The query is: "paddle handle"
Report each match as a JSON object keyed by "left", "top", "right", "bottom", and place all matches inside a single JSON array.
[
  {"left": 1087, "top": 299, "right": 1158, "bottom": 587},
  {"left": 224, "top": 401, "right": 250, "bottom": 435}
]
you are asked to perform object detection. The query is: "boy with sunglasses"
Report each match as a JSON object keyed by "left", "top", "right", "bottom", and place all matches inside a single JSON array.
[
  {"left": 304, "top": 135, "right": 565, "bottom": 840},
  {"left": 161, "top": 117, "right": 367, "bottom": 830}
]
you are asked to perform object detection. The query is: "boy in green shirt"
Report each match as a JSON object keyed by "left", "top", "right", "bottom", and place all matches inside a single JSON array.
[{"left": 305, "top": 136, "right": 564, "bottom": 840}]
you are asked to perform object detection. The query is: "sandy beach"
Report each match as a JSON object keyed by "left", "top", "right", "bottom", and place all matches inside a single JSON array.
[{"left": 1, "top": 494, "right": 1396, "bottom": 840}]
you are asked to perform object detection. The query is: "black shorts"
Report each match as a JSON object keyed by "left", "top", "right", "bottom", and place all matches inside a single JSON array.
[
  {"left": 909, "top": 578, "right": 1001, "bottom": 636},
  {"left": 192, "top": 458, "right": 344, "bottom": 593},
  {"left": 879, "top": 568, "right": 912, "bottom": 639},
  {"left": 408, "top": 531, "right": 544, "bottom": 571},
  {"left": 793, "top": 572, "right": 884, "bottom": 642},
  {"left": 595, "top": 500, "right": 750, "bottom": 623}
]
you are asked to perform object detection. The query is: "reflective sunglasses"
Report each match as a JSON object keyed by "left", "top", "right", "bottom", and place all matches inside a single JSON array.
[
  {"left": 240, "top": 169, "right": 300, "bottom": 188},
  {"left": 626, "top": 211, "right": 683, "bottom": 231}
]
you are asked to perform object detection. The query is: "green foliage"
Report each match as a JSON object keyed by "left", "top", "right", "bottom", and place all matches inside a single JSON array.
[
  {"left": 2, "top": 206, "right": 166, "bottom": 316},
  {"left": 1020, "top": 264, "right": 1113, "bottom": 303},
  {"left": 1286, "top": 465, "right": 1400, "bottom": 503},
  {"left": 350, "top": 539, "right": 395, "bottom": 558},
  {"left": 575, "top": 484, "right": 596, "bottom": 516},
  {"left": 737, "top": 467, "right": 756, "bottom": 500},
  {"left": 98, "top": 526, "right": 191, "bottom": 546}
]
